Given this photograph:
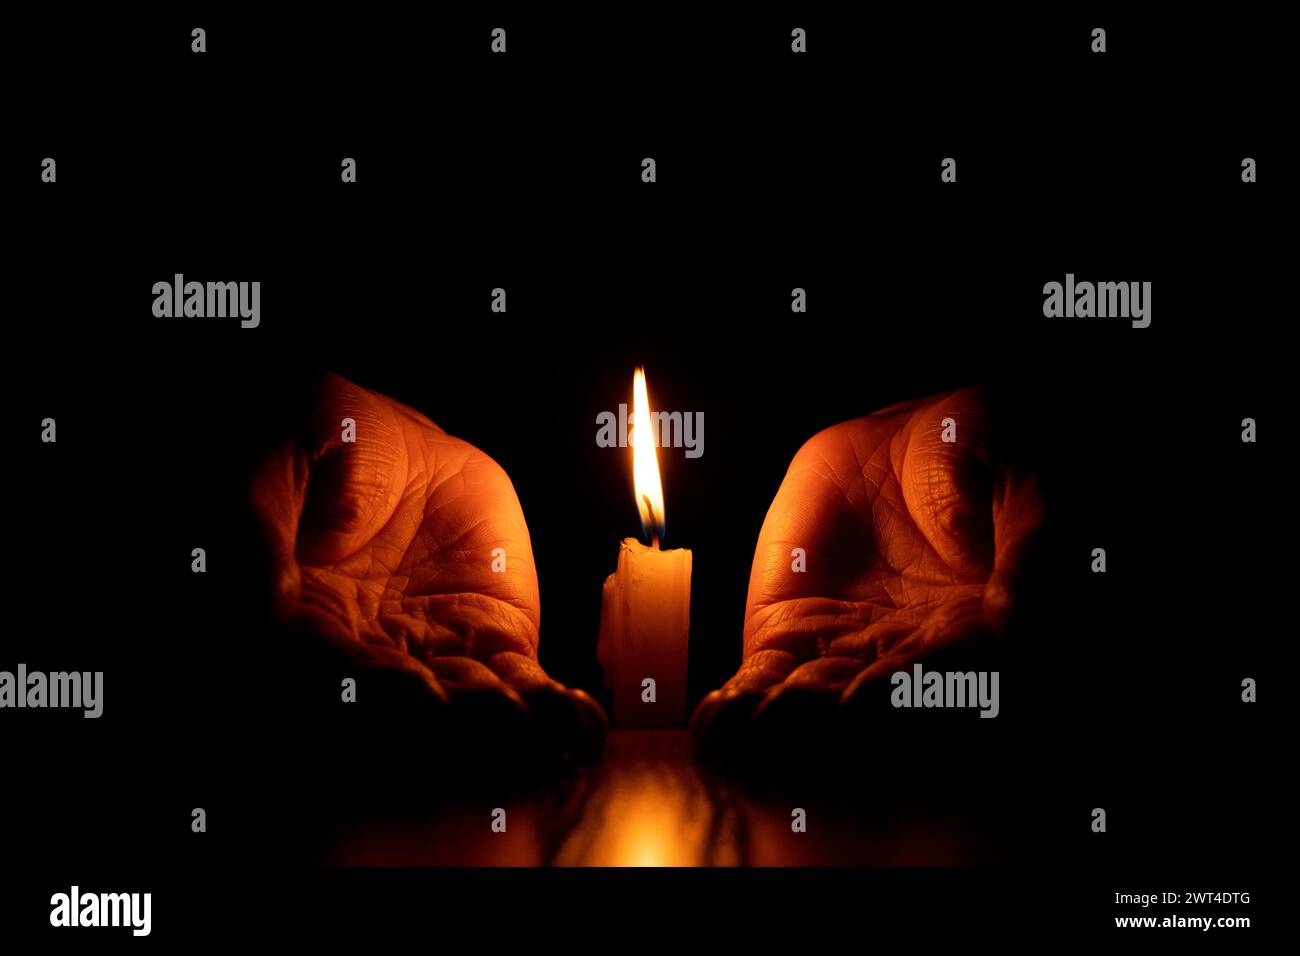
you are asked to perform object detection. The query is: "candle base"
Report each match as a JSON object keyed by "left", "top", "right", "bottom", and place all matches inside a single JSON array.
[{"left": 597, "top": 537, "right": 692, "bottom": 728}]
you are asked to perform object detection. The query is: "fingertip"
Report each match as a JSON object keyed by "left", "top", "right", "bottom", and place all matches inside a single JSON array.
[
  {"left": 691, "top": 688, "right": 764, "bottom": 761},
  {"left": 519, "top": 684, "right": 607, "bottom": 763}
]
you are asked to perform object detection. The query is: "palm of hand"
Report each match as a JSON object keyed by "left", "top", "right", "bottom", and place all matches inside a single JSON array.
[
  {"left": 252, "top": 373, "right": 602, "bottom": 734},
  {"left": 694, "top": 388, "right": 1040, "bottom": 734}
]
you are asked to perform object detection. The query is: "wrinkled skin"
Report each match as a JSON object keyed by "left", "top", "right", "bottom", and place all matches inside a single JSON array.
[
  {"left": 692, "top": 387, "right": 1043, "bottom": 744},
  {"left": 251, "top": 372, "right": 605, "bottom": 753}
]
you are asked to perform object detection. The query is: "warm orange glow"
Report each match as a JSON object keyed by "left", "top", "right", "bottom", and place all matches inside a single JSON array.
[
  {"left": 631, "top": 367, "right": 665, "bottom": 545},
  {"left": 551, "top": 733, "right": 730, "bottom": 866},
  {"left": 605, "top": 783, "right": 689, "bottom": 866}
]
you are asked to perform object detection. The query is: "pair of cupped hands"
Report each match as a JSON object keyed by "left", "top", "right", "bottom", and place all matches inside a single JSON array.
[{"left": 251, "top": 373, "right": 1042, "bottom": 758}]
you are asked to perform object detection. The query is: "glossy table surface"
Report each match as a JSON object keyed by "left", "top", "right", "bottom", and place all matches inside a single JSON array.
[{"left": 324, "top": 730, "right": 994, "bottom": 866}]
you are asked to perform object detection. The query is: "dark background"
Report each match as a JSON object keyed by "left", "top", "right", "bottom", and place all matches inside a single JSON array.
[{"left": 3, "top": 6, "right": 1282, "bottom": 942}]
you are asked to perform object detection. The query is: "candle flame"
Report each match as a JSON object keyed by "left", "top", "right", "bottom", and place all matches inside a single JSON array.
[{"left": 632, "top": 367, "right": 665, "bottom": 545}]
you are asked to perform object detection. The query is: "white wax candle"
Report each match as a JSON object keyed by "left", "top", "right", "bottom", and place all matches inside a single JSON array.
[{"left": 597, "top": 537, "right": 692, "bottom": 727}]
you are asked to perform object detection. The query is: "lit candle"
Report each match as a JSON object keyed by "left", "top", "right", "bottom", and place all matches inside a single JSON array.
[{"left": 597, "top": 367, "right": 693, "bottom": 727}]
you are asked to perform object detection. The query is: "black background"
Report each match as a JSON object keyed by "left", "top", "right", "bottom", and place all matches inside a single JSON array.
[{"left": 3, "top": 6, "right": 1282, "bottom": 942}]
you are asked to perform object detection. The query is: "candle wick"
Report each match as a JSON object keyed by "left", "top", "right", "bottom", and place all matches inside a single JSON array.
[{"left": 643, "top": 495, "right": 661, "bottom": 549}]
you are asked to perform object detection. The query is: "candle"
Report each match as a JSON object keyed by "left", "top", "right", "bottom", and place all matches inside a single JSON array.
[{"left": 597, "top": 368, "right": 693, "bottom": 727}]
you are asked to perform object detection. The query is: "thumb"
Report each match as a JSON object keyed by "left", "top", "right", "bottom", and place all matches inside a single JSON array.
[
  {"left": 247, "top": 373, "right": 409, "bottom": 615},
  {"left": 982, "top": 468, "right": 1045, "bottom": 635},
  {"left": 900, "top": 388, "right": 995, "bottom": 582},
  {"left": 294, "top": 372, "right": 409, "bottom": 566},
  {"left": 249, "top": 442, "right": 309, "bottom": 620}
]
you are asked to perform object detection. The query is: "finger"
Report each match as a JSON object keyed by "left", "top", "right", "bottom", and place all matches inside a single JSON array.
[
  {"left": 838, "top": 598, "right": 998, "bottom": 714},
  {"left": 491, "top": 651, "right": 608, "bottom": 760},
  {"left": 690, "top": 687, "right": 765, "bottom": 760},
  {"left": 425, "top": 655, "right": 525, "bottom": 697},
  {"left": 268, "top": 617, "right": 452, "bottom": 715},
  {"left": 519, "top": 684, "right": 607, "bottom": 761},
  {"left": 418, "top": 657, "right": 535, "bottom": 753},
  {"left": 690, "top": 649, "right": 796, "bottom": 758},
  {"left": 750, "top": 682, "right": 840, "bottom": 753},
  {"left": 697, "top": 681, "right": 843, "bottom": 771},
  {"left": 298, "top": 622, "right": 452, "bottom": 706}
]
